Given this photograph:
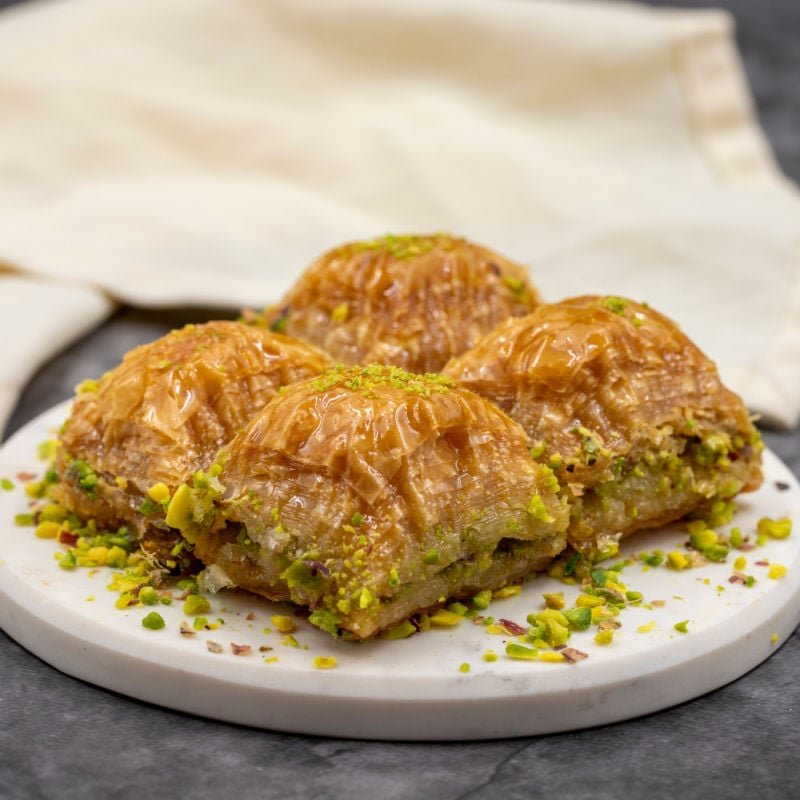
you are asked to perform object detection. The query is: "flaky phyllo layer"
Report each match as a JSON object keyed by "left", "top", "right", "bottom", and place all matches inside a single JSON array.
[
  {"left": 52, "top": 321, "right": 332, "bottom": 567},
  {"left": 443, "top": 295, "right": 763, "bottom": 548},
  {"left": 172, "top": 365, "right": 569, "bottom": 639},
  {"left": 255, "top": 233, "right": 540, "bottom": 374}
]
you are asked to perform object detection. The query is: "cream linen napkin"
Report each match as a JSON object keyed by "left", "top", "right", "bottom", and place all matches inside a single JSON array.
[{"left": 0, "top": 0, "right": 798, "bottom": 436}]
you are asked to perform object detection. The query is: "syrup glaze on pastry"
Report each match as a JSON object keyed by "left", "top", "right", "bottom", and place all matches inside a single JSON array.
[
  {"left": 443, "top": 296, "right": 762, "bottom": 548},
  {"left": 258, "top": 233, "right": 539, "bottom": 373},
  {"left": 53, "top": 321, "right": 332, "bottom": 566},
  {"left": 176, "top": 365, "right": 568, "bottom": 639}
]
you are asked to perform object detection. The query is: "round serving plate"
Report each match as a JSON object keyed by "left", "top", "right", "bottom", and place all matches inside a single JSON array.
[{"left": 1, "top": 402, "right": 798, "bottom": 740}]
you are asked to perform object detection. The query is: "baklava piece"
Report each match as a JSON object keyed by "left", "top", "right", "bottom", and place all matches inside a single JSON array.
[
  {"left": 443, "top": 296, "right": 762, "bottom": 551},
  {"left": 52, "top": 321, "right": 332, "bottom": 567},
  {"left": 256, "top": 233, "right": 540, "bottom": 373},
  {"left": 173, "top": 365, "right": 568, "bottom": 639}
]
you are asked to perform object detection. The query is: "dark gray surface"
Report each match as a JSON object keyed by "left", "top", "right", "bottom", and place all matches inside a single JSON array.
[{"left": 1, "top": 2, "right": 799, "bottom": 799}]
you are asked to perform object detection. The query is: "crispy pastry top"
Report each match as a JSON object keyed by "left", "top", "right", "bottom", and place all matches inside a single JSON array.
[
  {"left": 443, "top": 295, "right": 760, "bottom": 486},
  {"left": 216, "top": 365, "right": 567, "bottom": 604},
  {"left": 59, "top": 321, "right": 332, "bottom": 492},
  {"left": 262, "top": 233, "right": 539, "bottom": 373}
]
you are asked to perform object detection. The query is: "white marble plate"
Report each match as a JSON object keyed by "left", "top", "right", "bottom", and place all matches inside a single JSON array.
[{"left": 1, "top": 402, "right": 799, "bottom": 740}]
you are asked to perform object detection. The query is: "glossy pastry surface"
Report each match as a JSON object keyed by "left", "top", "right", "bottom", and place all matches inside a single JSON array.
[
  {"left": 259, "top": 233, "right": 540, "bottom": 373},
  {"left": 53, "top": 321, "right": 332, "bottom": 562},
  {"left": 185, "top": 365, "right": 568, "bottom": 638},
  {"left": 443, "top": 296, "right": 763, "bottom": 545}
]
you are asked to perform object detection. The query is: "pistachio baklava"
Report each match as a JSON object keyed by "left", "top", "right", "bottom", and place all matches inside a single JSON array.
[
  {"left": 53, "top": 321, "right": 332, "bottom": 567},
  {"left": 169, "top": 365, "right": 569, "bottom": 639},
  {"left": 443, "top": 296, "right": 763, "bottom": 550},
  {"left": 255, "top": 233, "right": 540, "bottom": 373}
]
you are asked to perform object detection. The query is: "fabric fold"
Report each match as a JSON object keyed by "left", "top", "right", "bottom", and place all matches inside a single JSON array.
[
  {"left": 0, "top": 0, "right": 797, "bottom": 431},
  {"left": 0, "top": 273, "right": 113, "bottom": 437}
]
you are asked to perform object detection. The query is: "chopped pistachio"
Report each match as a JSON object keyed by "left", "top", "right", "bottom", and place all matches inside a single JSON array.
[
  {"left": 39, "top": 504, "right": 67, "bottom": 523},
  {"left": 35, "top": 521, "right": 61, "bottom": 539},
  {"left": 563, "top": 606, "right": 591, "bottom": 630},
  {"left": 141, "top": 611, "right": 166, "bottom": 630},
  {"left": 138, "top": 498, "right": 161, "bottom": 517},
  {"left": 689, "top": 527, "right": 718, "bottom": 551},
  {"left": 575, "top": 593, "right": 604, "bottom": 608},
  {"left": 667, "top": 551, "right": 689, "bottom": 570},
  {"left": 493, "top": 585, "right": 522, "bottom": 600},
  {"left": 757, "top": 517, "right": 792, "bottom": 540},
  {"left": 538, "top": 651, "right": 566, "bottom": 664},
  {"left": 506, "top": 643, "right": 538, "bottom": 661},
  {"left": 674, "top": 620, "right": 690, "bottom": 634},
  {"left": 183, "top": 594, "right": 211, "bottom": 616},
  {"left": 768, "top": 564, "right": 788, "bottom": 580},
  {"left": 641, "top": 549, "right": 665, "bottom": 567},
  {"left": 594, "top": 629, "right": 614, "bottom": 646},
  {"left": 543, "top": 592, "right": 565, "bottom": 610},
  {"left": 603, "top": 296, "right": 628, "bottom": 315},
  {"left": 379, "top": 619, "right": 416, "bottom": 640},
  {"left": 313, "top": 656, "right": 338, "bottom": 670},
  {"left": 429, "top": 610, "right": 464, "bottom": 628},
  {"left": 637, "top": 621, "right": 656, "bottom": 634},
  {"left": 527, "top": 494, "right": 554, "bottom": 523},
  {"left": 139, "top": 586, "right": 159, "bottom": 606},
  {"left": 271, "top": 614, "right": 297, "bottom": 634},
  {"left": 147, "top": 482, "right": 171, "bottom": 505},
  {"left": 703, "top": 544, "right": 730, "bottom": 563},
  {"left": 471, "top": 589, "right": 493, "bottom": 610}
]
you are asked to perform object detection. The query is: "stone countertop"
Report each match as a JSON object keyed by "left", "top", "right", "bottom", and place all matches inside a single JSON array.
[{"left": 1, "top": 2, "right": 799, "bottom": 798}]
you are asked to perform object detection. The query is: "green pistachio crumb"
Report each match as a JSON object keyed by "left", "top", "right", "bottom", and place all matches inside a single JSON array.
[
  {"left": 674, "top": 620, "right": 690, "bottom": 634},
  {"left": 757, "top": 517, "right": 792, "bottom": 540},
  {"left": 471, "top": 589, "right": 493, "bottom": 610},
  {"left": 309, "top": 608, "right": 342, "bottom": 637},
  {"left": 506, "top": 643, "right": 538, "bottom": 661},
  {"left": 142, "top": 611, "right": 165, "bottom": 630},
  {"left": 563, "top": 606, "right": 592, "bottom": 630},
  {"left": 183, "top": 594, "right": 211, "bottom": 616},
  {"left": 66, "top": 459, "right": 99, "bottom": 497},
  {"left": 139, "top": 586, "right": 158, "bottom": 606},
  {"left": 527, "top": 494, "right": 554, "bottom": 523},
  {"left": 603, "top": 297, "right": 628, "bottom": 315},
  {"left": 138, "top": 498, "right": 161, "bottom": 517},
  {"left": 379, "top": 619, "right": 416, "bottom": 640}
]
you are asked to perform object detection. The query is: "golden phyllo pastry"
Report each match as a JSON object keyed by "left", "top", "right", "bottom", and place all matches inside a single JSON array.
[
  {"left": 258, "top": 233, "right": 539, "bottom": 373},
  {"left": 53, "top": 321, "right": 332, "bottom": 565},
  {"left": 179, "top": 365, "right": 568, "bottom": 639},
  {"left": 443, "top": 296, "right": 762, "bottom": 549}
]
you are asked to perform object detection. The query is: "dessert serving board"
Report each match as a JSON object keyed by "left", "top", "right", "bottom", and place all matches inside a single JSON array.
[{"left": 1, "top": 402, "right": 799, "bottom": 740}]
